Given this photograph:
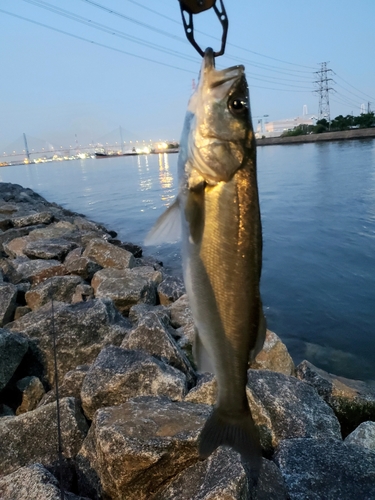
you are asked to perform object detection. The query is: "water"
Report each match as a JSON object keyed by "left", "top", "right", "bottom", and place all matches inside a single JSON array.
[{"left": 1, "top": 140, "right": 374, "bottom": 381}]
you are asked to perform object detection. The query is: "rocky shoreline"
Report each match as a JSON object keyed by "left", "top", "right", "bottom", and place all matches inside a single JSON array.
[
  {"left": 256, "top": 127, "right": 375, "bottom": 146},
  {"left": 0, "top": 181, "right": 374, "bottom": 500}
]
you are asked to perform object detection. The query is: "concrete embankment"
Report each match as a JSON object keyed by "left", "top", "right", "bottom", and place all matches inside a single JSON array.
[{"left": 257, "top": 127, "right": 375, "bottom": 146}]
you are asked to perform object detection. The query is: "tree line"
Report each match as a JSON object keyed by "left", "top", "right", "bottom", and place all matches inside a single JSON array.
[{"left": 281, "top": 112, "right": 375, "bottom": 137}]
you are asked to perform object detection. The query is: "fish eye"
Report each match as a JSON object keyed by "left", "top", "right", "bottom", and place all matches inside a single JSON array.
[{"left": 228, "top": 97, "right": 248, "bottom": 115}]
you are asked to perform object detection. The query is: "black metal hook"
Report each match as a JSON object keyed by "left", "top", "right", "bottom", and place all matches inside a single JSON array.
[{"left": 179, "top": 0, "right": 228, "bottom": 58}]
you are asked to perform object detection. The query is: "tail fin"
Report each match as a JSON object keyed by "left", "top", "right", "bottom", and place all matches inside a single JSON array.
[{"left": 199, "top": 408, "right": 262, "bottom": 480}]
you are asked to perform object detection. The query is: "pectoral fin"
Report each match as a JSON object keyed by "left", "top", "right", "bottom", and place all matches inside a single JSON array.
[
  {"left": 185, "top": 183, "right": 205, "bottom": 245},
  {"left": 144, "top": 198, "right": 181, "bottom": 245}
]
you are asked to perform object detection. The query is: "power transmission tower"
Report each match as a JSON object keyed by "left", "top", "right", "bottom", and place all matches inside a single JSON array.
[{"left": 314, "top": 62, "right": 333, "bottom": 123}]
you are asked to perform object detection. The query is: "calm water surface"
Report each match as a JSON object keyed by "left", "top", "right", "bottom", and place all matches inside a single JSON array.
[{"left": 1, "top": 140, "right": 374, "bottom": 380}]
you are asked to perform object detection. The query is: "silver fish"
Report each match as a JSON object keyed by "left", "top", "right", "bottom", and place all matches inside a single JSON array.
[{"left": 146, "top": 48, "right": 266, "bottom": 476}]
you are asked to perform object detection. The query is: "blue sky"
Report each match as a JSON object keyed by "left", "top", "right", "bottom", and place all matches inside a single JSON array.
[{"left": 1, "top": 0, "right": 375, "bottom": 154}]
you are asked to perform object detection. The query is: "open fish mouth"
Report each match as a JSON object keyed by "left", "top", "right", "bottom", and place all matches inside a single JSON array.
[{"left": 201, "top": 47, "right": 245, "bottom": 90}]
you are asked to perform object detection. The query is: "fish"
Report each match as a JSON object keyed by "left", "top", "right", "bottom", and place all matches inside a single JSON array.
[{"left": 145, "top": 47, "right": 266, "bottom": 477}]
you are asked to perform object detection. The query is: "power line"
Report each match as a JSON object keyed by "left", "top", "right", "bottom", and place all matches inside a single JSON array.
[
  {"left": 334, "top": 72, "right": 375, "bottom": 102},
  {"left": 22, "top": 0, "right": 199, "bottom": 64},
  {"left": 0, "top": 8, "right": 196, "bottom": 74}
]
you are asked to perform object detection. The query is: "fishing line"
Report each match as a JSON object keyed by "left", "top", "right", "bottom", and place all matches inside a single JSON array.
[{"left": 50, "top": 285, "right": 65, "bottom": 500}]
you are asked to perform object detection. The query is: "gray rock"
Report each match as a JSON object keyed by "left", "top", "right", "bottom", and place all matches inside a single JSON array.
[
  {"left": 39, "top": 365, "right": 90, "bottom": 406},
  {"left": 0, "top": 404, "right": 15, "bottom": 417},
  {"left": 128, "top": 303, "right": 170, "bottom": 325},
  {"left": 246, "top": 370, "right": 342, "bottom": 453},
  {"left": 155, "top": 447, "right": 249, "bottom": 500},
  {"left": 27, "top": 221, "right": 78, "bottom": 242},
  {"left": 108, "top": 238, "right": 143, "bottom": 258},
  {"left": 6, "top": 257, "right": 67, "bottom": 285},
  {"left": 82, "top": 237, "right": 136, "bottom": 269},
  {"left": 249, "top": 330, "right": 295, "bottom": 376},
  {"left": 24, "top": 238, "right": 78, "bottom": 261},
  {"left": 16, "top": 376, "right": 45, "bottom": 414},
  {"left": 296, "top": 359, "right": 375, "bottom": 435},
  {"left": 0, "top": 216, "right": 12, "bottom": 231},
  {"left": 64, "top": 248, "right": 102, "bottom": 281},
  {"left": 7, "top": 299, "right": 131, "bottom": 386},
  {"left": 92, "top": 266, "right": 163, "bottom": 314},
  {"left": 0, "top": 282, "right": 18, "bottom": 326},
  {"left": 11, "top": 211, "right": 54, "bottom": 227},
  {"left": 157, "top": 275, "right": 185, "bottom": 305},
  {"left": 76, "top": 397, "right": 211, "bottom": 500},
  {"left": 274, "top": 437, "right": 375, "bottom": 500},
  {"left": 25, "top": 275, "right": 84, "bottom": 310},
  {"left": 0, "top": 463, "right": 90, "bottom": 500},
  {"left": 81, "top": 346, "right": 187, "bottom": 420},
  {"left": 169, "top": 294, "right": 193, "bottom": 328},
  {"left": 0, "top": 329, "right": 28, "bottom": 391},
  {"left": 0, "top": 397, "right": 88, "bottom": 476},
  {"left": 121, "top": 312, "right": 194, "bottom": 380},
  {"left": 345, "top": 421, "right": 375, "bottom": 451}
]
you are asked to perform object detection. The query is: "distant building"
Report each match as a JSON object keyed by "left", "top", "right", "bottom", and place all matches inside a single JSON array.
[{"left": 255, "top": 112, "right": 317, "bottom": 139}]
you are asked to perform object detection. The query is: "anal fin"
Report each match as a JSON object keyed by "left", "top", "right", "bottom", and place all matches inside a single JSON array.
[{"left": 193, "top": 326, "right": 215, "bottom": 374}]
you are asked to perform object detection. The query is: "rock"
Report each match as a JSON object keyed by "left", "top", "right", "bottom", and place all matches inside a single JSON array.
[
  {"left": 155, "top": 448, "right": 249, "bottom": 500},
  {"left": 25, "top": 275, "right": 85, "bottom": 310},
  {"left": 108, "top": 238, "right": 143, "bottom": 258},
  {"left": 169, "top": 294, "right": 193, "bottom": 328},
  {"left": 82, "top": 238, "right": 136, "bottom": 269},
  {"left": 64, "top": 248, "right": 102, "bottom": 281},
  {"left": 0, "top": 282, "right": 18, "bottom": 326},
  {"left": 174, "top": 322, "right": 195, "bottom": 366},
  {"left": 296, "top": 359, "right": 375, "bottom": 435},
  {"left": 71, "top": 284, "right": 94, "bottom": 303},
  {"left": 157, "top": 276, "right": 185, "bottom": 305},
  {"left": 274, "top": 437, "right": 375, "bottom": 500},
  {"left": 3, "top": 236, "right": 28, "bottom": 258},
  {"left": 27, "top": 221, "right": 78, "bottom": 242},
  {"left": 7, "top": 299, "right": 131, "bottom": 386},
  {"left": 0, "top": 216, "right": 12, "bottom": 231},
  {"left": 0, "top": 225, "right": 46, "bottom": 253},
  {"left": 250, "top": 330, "right": 295, "bottom": 376},
  {"left": 23, "top": 238, "right": 78, "bottom": 261},
  {"left": 121, "top": 312, "right": 194, "bottom": 380},
  {"left": 16, "top": 376, "right": 45, "bottom": 414},
  {"left": 39, "top": 365, "right": 90, "bottom": 406},
  {"left": 80, "top": 346, "right": 187, "bottom": 420},
  {"left": 76, "top": 397, "right": 211, "bottom": 500},
  {"left": 14, "top": 306, "right": 32, "bottom": 320},
  {"left": 345, "top": 421, "right": 375, "bottom": 451},
  {"left": 11, "top": 211, "right": 54, "bottom": 228},
  {"left": 7, "top": 257, "right": 67, "bottom": 285},
  {"left": 128, "top": 303, "right": 170, "bottom": 325},
  {"left": 0, "top": 397, "right": 88, "bottom": 477},
  {"left": 92, "top": 266, "right": 163, "bottom": 314},
  {"left": 185, "top": 373, "right": 217, "bottom": 405},
  {"left": 246, "top": 370, "right": 342, "bottom": 453},
  {"left": 0, "top": 463, "right": 90, "bottom": 500},
  {"left": 0, "top": 329, "right": 28, "bottom": 391},
  {"left": 252, "top": 458, "right": 289, "bottom": 500},
  {"left": 0, "top": 404, "right": 14, "bottom": 417}
]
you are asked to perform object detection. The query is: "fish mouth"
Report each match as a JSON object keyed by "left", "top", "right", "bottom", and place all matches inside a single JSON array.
[{"left": 201, "top": 48, "right": 244, "bottom": 90}]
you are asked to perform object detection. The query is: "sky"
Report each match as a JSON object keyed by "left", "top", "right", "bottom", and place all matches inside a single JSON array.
[{"left": 1, "top": 0, "right": 375, "bottom": 155}]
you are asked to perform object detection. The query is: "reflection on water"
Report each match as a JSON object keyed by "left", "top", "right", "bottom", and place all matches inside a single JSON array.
[{"left": 158, "top": 153, "right": 175, "bottom": 206}]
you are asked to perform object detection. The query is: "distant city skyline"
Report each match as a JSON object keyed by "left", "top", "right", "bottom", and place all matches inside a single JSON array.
[{"left": 1, "top": 0, "right": 374, "bottom": 154}]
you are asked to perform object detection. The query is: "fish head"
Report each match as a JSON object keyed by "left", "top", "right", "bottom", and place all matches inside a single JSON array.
[{"left": 186, "top": 48, "right": 254, "bottom": 183}]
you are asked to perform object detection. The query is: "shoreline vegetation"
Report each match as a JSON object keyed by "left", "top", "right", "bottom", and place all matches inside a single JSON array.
[
  {"left": 0, "top": 182, "right": 375, "bottom": 499},
  {"left": 257, "top": 112, "right": 375, "bottom": 146}
]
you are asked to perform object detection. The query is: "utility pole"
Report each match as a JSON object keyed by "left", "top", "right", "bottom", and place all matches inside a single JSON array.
[
  {"left": 314, "top": 62, "right": 333, "bottom": 124},
  {"left": 23, "top": 133, "right": 30, "bottom": 163}
]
